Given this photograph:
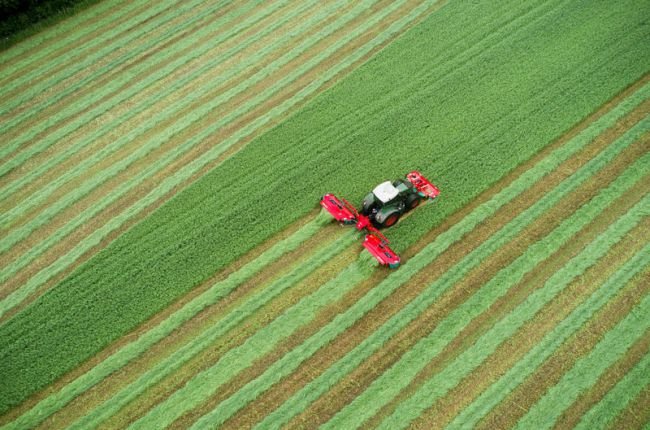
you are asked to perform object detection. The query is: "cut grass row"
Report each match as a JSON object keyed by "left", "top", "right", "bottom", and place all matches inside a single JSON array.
[
  {"left": 0, "top": 0, "right": 268, "bottom": 167},
  {"left": 376, "top": 192, "right": 650, "bottom": 429},
  {"left": 65, "top": 232, "right": 356, "bottom": 430},
  {"left": 452, "top": 243, "right": 650, "bottom": 428},
  {"left": 320, "top": 117, "right": 650, "bottom": 429},
  {"left": 2, "top": 0, "right": 647, "bottom": 415},
  {"left": 258, "top": 112, "right": 649, "bottom": 430},
  {"left": 0, "top": 0, "right": 217, "bottom": 116},
  {"left": 515, "top": 289, "right": 650, "bottom": 429},
  {"left": 0, "top": 0, "right": 428, "bottom": 318},
  {"left": 1, "top": 214, "right": 329, "bottom": 429}
]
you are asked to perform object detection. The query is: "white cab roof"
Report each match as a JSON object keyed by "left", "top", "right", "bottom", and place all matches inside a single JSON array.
[{"left": 373, "top": 181, "right": 399, "bottom": 203}]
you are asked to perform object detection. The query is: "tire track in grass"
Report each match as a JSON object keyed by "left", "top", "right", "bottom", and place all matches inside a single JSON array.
[
  {"left": 422, "top": 217, "right": 650, "bottom": 429},
  {"left": 373, "top": 192, "right": 650, "bottom": 430},
  {"left": 609, "top": 381, "right": 650, "bottom": 430},
  {"left": 306, "top": 113, "right": 650, "bottom": 429},
  {"left": 564, "top": 319, "right": 650, "bottom": 430},
  {"left": 0, "top": 0, "right": 385, "bottom": 318},
  {"left": 244, "top": 86, "right": 650, "bottom": 430},
  {"left": 0, "top": 212, "right": 328, "bottom": 429},
  {"left": 514, "top": 289, "right": 650, "bottom": 430},
  {"left": 0, "top": 0, "right": 277, "bottom": 174},
  {"left": 298, "top": 118, "right": 649, "bottom": 429},
  {"left": 64, "top": 232, "right": 356, "bottom": 430}
]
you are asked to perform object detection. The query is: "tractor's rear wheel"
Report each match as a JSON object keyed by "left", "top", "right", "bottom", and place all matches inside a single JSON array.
[{"left": 381, "top": 213, "right": 400, "bottom": 228}]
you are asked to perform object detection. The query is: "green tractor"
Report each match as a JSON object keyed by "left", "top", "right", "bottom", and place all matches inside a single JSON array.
[{"left": 360, "top": 177, "right": 430, "bottom": 229}]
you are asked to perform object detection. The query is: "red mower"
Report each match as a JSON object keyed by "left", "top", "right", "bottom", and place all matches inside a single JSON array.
[{"left": 320, "top": 171, "right": 440, "bottom": 269}]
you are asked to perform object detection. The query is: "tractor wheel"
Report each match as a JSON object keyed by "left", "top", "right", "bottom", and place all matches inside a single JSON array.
[
  {"left": 380, "top": 213, "right": 400, "bottom": 228},
  {"left": 406, "top": 194, "right": 421, "bottom": 210}
]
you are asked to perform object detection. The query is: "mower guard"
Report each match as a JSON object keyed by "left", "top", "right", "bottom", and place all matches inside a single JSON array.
[
  {"left": 406, "top": 170, "right": 440, "bottom": 200},
  {"left": 363, "top": 234, "right": 400, "bottom": 268},
  {"left": 320, "top": 193, "right": 358, "bottom": 225}
]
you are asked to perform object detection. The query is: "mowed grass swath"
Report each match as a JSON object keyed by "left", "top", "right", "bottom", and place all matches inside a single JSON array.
[{"left": 1, "top": 0, "right": 649, "bottom": 429}]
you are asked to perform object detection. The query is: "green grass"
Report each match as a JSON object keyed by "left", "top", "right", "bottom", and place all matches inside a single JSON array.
[
  {"left": 0, "top": 0, "right": 648, "bottom": 414},
  {"left": 3, "top": 214, "right": 328, "bottom": 430},
  {"left": 378, "top": 193, "right": 650, "bottom": 429},
  {"left": 452, "top": 246, "right": 650, "bottom": 429},
  {"left": 259, "top": 94, "right": 650, "bottom": 430},
  {"left": 68, "top": 231, "right": 355, "bottom": 430},
  {"left": 322, "top": 125, "right": 650, "bottom": 429},
  {"left": 515, "top": 290, "right": 650, "bottom": 430}
]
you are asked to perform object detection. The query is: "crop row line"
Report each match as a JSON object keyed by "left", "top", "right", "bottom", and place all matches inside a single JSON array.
[
  {"left": 64, "top": 232, "right": 354, "bottom": 429},
  {"left": 319, "top": 113, "right": 649, "bottom": 429},
  {"left": 452, "top": 233, "right": 650, "bottom": 428},
  {"left": 0, "top": 0, "right": 221, "bottom": 114},
  {"left": 377, "top": 192, "right": 650, "bottom": 429}
]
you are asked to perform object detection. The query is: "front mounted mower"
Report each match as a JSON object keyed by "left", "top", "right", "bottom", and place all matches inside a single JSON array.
[{"left": 320, "top": 171, "right": 440, "bottom": 269}]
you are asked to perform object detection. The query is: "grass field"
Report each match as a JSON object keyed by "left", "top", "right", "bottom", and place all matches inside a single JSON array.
[{"left": 1, "top": 0, "right": 649, "bottom": 428}]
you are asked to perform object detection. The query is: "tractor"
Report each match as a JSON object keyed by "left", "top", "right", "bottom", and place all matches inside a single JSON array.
[{"left": 320, "top": 171, "right": 439, "bottom": 268}]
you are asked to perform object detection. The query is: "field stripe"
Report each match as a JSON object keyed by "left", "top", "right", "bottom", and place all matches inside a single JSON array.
[
  {"left": 451, "top": 244, "right": 650, "bottom": 428},
  {"left": 0, "top": 0, "right": 287, "bottom": 175},
  {"left": 0, "top": 0, "right": 384, "bottom": 246},
  {"left": 248, "top": 90, "right": 650, "bottom": 430},
  {"left": 515, "top": 293, "right": 650, "bottom": 429},
  {"left": 62, "top": 232, "right": 354, "bottom": 430},
  {"left": 0, "top": 0, "right": 450, "bottom": 320},
  {"left": 308, "top": 110, "right": 649, "bottom": 429},
  {"left": 0, "top": 214, "right": 328, "bottom": 430},
  {"left": 0, "top": 0, "right": 147, "bottom": 76},
  {"left": 0, "top": 0, "right": 218, "bottom": 115},
  {"left": 0, "top": 0, "right": 384, "bottom": 315},
  {"left": 0, "top": 0, "right": 316, "bottom": 273},
  {"left": 573, "top": 326, "right": 650, "bottom": 429},
  {"left": 607, "top": 376, "right": 650, "bottom": 429},
  {"left": 320, "top": 123, "right": 649, "bottom": 429},
  {"left": 374, "top": 193, "right": 649, "bottom": 430}
]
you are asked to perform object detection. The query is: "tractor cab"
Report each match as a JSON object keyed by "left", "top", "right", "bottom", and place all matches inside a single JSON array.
[{"left": 361, "top": 179, "right": 420, "bottom": 228}]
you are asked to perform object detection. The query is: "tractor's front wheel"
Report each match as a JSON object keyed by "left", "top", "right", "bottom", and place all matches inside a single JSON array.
[{"left": 406, "top": 194, "right": 421, "bottom": 211}]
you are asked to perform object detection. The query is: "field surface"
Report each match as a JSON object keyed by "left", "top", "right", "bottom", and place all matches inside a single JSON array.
[{"left": 1, "top": 0, "right": 649, "bottom": 428}]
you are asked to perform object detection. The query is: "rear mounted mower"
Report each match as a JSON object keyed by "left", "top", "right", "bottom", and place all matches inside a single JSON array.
[{"left": 320, "top": 170, "right": 440, "bottom": 269}]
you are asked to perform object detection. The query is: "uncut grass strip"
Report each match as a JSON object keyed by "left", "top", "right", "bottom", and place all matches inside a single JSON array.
[
  {"left": 572, "top": 327, "right": 650, "bottom": 430},
  {"left": 0, "top": 0, "right": 294, "bottom": 165},
  {"left": 0, "top": 0, "right": 215, "bottom": 116},
  {"left": 450, "top": 247, "right": 650, "bottom": 429},
  {"left": 0, "top": 0, "right": 384, "bottom": 231},
  {"left": 136, "top": 253, "right": 373, "bottom": 430},
  {"left": 295, "top": 113, "right": 650, "bottom": 429},
  {"left": 0, "top": 216, "right": 328, "bottom": 430},
  {"left": 0, "top": 0, "right": 151, "bottom": 80},
  {"left": 375, "top": 194, "right": 650, "bottom": 430},
  {"left": 317, "top": 119, "right": 649, "bottom": 430},
  {"left": 515, "top": 294, "right": 650, "bottom": 430},
  {"left": 0, "top": 0, "right": 435, "bottom": 317},
  {"left": 65, "top": 232, "right": 355, "bottom": 430},
  {"left": 0, "top": 0, "right": 556, "bottom": 194}
]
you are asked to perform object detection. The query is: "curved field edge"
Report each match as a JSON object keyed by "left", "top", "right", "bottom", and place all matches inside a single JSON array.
[{"left": 0, "top": 0, "right": 648, "bottom": 415}]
